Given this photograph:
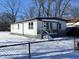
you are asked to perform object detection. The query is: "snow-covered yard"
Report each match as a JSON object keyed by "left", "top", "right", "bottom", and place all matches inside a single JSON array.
[
  {"left": 0, "top": 32, "right": 79, "bottom": 59},
  {"left": 0, "top": 32, "right": 33, "bottom": 42}
]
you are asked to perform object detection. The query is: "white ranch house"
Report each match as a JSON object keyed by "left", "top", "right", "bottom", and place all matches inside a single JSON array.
[{"left": 11, "top": 17, "right": 66, "bottom": 38}]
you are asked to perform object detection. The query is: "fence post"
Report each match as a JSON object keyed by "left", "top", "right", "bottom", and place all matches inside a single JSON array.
[
  {"left": 74, "top": 37, "right": 75, "bottom": 50},
  {"left": 28, "top": 42, "right": 31, "bottom": 59},
  {"left": 74, "top": 30, "right": 76, "bottom": 50}
]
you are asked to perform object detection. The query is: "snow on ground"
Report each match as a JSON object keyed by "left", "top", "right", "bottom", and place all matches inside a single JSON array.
[
  {"left": 0, "top": 32, "right": 30, "bottom": 42},
  {"left": 0, "top": 32, "right": 79, "bottom": 59},
  {"left": 0, "top": 32, "right": 44, "bottom": 45}
]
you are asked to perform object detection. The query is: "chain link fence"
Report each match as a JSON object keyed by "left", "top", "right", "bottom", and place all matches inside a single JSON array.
[{"left": 0, "top": 39, "right": 74, "bottom": 59}]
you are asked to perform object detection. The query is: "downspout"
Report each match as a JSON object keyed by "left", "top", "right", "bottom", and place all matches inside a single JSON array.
[{"left": 22, "top": 22, "right": 24, "bottom": 35}]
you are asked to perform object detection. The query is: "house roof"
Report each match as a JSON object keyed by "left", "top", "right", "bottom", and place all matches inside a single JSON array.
[
  {"left": 67, "top": 18, "right": 79, "bottom": 27},
  {"left": 12, "top": 17, "right": 67, "bottom": 24},
  {"left": 67, "top": 18, "right": 79, "bottom": 23}
]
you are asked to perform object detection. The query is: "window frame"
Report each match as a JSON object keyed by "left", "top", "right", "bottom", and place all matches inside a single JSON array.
[{"left": 28, "top": 22, "right": 33, "bottom": 29}]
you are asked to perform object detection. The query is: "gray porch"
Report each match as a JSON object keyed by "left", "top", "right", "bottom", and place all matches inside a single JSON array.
[{"left": 37, "top": 21, "right": 65, "bottom": 39}]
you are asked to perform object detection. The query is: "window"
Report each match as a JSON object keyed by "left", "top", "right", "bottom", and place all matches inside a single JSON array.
[
  {"left": 18, "top": 24, "right": 19, "bottom": 29},
  {"left": 43, "top": 22, "right": 50, "bottom": 31},
  {"left": 28, "top": 22, "right": 33, "bottom": 29}
]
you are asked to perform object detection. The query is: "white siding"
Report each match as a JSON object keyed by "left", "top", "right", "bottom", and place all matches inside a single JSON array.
[
  {"left": 11, "top": 19, "right": 66, "bottom": 37},
  {"left": 24, "top": 20, "right": 37, "bottom": 36},
  {"left": 37, "top": 21, "right": 43, "bottom": 33},
  {"left": 11, "top": 23, "right": 23, "bottom": 34}
]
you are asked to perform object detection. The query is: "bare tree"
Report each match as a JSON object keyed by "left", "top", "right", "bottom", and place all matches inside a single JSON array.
[
  {"left": 55, "top": 0, "right": 71, "bottom": 17},
  {"left": 22, "top": 6, "right": 36, "bottom": 19},
  {"left": 22, "top": 0, "right": 71, "bottom": 19},
  {"left": 32, "top": 0, "right": 71, "bottom": 18},
  {"left": 45, "top": 0, "right": 54, "bottom": 17},
  {"left": 0, "top": 12, "right": 12, "bottom": 31},
  {"left": 0, "top": 0, "right": 22, "bottom": 22},
  {"left": 70, "top": 6, "right": 79, "bottom": 18},
  {"left": 28, "top": 7, "right": 36, "bottom": 18},
  {"left": 33, "top": 0, "right": 46, "bottom": 17},
  {"left": 22, "top": 0, "right": 46, "bottom": 18}
]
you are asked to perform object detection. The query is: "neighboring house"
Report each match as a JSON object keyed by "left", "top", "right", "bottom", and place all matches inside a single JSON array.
[
  {"left": 66, "top": 18, "right": 79, "bottom": 36},
  {"left": 11, "top": 17, "right": 67, "bottom": 38},
  {"left": 66, "top": 18, "right": 79, "bottom": 27}
]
